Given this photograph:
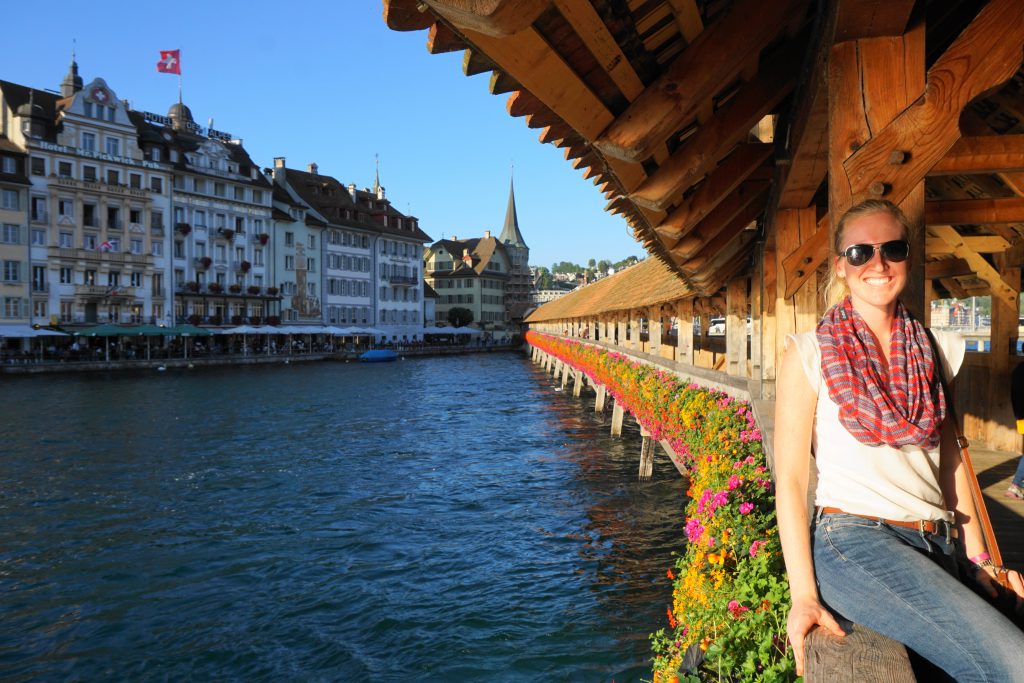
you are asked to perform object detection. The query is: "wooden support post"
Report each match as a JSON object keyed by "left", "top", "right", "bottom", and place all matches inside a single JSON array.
[
  {"left": 617, "top": 317, "right": 628, "bottom": 349},
  {"left": 572, "top": 370, "right": 583, "bottom": 397},
  {"left": 774, "top": 208, "right": 820, "bottom": 372},
  {"left": 561, "top": 364, "right": 570, "bottom": 389},
  {"left": 726, "top": 278, "right": 748, "bottom": 377},
  {"left": 676, "top": 299, "right": 694, "bottom": 365},
  {"left": 611, "top": 400, "right": 624, "bottom": 437},
  {"left": 988, "top": 244, "right": 1023, "bottom": 451},
  {"left": 639, "top": 436, "right": 655, "bottom": 481},
  {"left": 649, "top": 306, "right": 662, "bottom": 356},
  {"left": 595, "top": 384, "right": 607, "bottom": 412},
  {"left": 630, "top": 311, "right": 641, "bottom": 351}
]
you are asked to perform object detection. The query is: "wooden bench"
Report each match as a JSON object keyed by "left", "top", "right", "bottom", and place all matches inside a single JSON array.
[{"left": 805, "top": 623, "right": 918, "bottom": 682}]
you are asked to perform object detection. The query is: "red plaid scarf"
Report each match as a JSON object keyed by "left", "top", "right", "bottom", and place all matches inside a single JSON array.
[{"left": 817, "top": 297, "right": 945, "bottom": 449}]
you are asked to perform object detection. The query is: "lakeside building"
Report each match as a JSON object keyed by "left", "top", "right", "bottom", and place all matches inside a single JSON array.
[
  {"left": 1, "top": 59, "right": 172, "bottom": 328},
  {"left": 0, "top": 131, "right": 29, "bottom": 331},
  {"left": 424, "top": 231, "right": 511, "bottom": 335},
  {"left": 272, "top": 158, "right": 432, "bottom": 341},
  {"left": 267, "top": 158, "right": 324, "bottom": 326},
  {"left": 135, "top": 102, "right": 275, "bottom": 327}
]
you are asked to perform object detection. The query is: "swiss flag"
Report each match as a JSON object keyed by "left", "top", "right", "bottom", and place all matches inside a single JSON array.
[{"left": 156, "top": 50, "right": 181, "bottom": 74}]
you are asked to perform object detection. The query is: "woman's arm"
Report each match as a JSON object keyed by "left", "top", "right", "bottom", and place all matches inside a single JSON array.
[{"left": 774, "top": 343, "right": 845, "bottom": 675}]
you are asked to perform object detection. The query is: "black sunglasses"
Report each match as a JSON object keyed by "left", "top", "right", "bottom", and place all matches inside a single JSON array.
[{"left": 840, "top": 240, "right": 909, "bottom": 267}]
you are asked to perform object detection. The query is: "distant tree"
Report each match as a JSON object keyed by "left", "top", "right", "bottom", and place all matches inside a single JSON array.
[
  {"left": 597, "top": 259, "right": 611, "bottom": 272},
  {"left": 534, "top": 266, "right": 553, "bottom": 290},
  {"left": 552, "top": 260, "right": 582, "bottom": 274},
  {"left": 447, "top": 307, "right": 474, "bottom": 327},
  {"left": 587, "top": 258, "right": 596, "bottom": 268}
]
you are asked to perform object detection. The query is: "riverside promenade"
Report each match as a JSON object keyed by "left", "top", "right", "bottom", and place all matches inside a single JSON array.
[{"left": 0, "top": 343, "right": 520, "bottom": 375}]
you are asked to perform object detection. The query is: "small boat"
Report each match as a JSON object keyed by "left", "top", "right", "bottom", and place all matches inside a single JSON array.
[{"left": 359, "top": 349, "right": 399, "bottom": 363}]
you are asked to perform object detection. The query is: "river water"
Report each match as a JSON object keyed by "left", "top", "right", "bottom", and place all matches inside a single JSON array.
[{"left": 0, "top": 352, "right": 686, "bottom": 681}]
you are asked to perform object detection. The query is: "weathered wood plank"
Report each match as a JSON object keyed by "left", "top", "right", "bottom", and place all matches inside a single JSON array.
[
  {"left": 930, "top": 135, "right": 1024, "bottom": 176},
  {"left": 552, "top": 0, "right": 645, "bottom": 100},
  {"left": 670, "top": 182, "right": 769, "bottom": 259},
  {"left": 926, "top": 235, "right": 1010, "bottom": 255},
  {"left": 423, "top": 0, "right": 548, "bottom": 37},
  {"left": 726, "top": 278, "right": 748, "bottom": 377},
  {"left": 427, "top": 21, "right": 465, "bottom": 53},
  {"left": 804, "top": 623, "right": 916, "bottom": 682},
  {"left": 932, "top": 225, "right": 1019, "bottom": 306},
  {"left": 593, "top": 0, "right": 806, "bottom": 163},
  {"left": 925, "top": 257, "right": 972, "bottom": 280},
  {"left": 384, "top": 0, "right": 434, "bottom": 31},
  {"left": 666, "top": 0, "right": 704, "bottom": 42},
  {"left": 782, "top": 213, "right": 830, "bottom": 299},
  {"left": 838, "top": 0, "right": 1024, "bottom": 208},
  {"left": 926, "top": 198, "right": 1024, "bottom": 226}
]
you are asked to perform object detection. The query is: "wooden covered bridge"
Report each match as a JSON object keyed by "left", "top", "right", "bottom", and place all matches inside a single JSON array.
[{"left": 384, "top": 0, "right": 1024, "bottom": 455}]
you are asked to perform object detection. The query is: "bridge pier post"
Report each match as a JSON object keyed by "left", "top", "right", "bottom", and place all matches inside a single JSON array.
[
  {"left": 610, "top": 400, "right": 624, "bottom": 437},
  {"left": 572, "top": 370, "right": 583, "bottom": 397},
  {"left": 560, "top": 364, "right": 569, "bottom": 390},
  {"left": 594, "top": 384, "right": 606, "bottom": 412},
  {"left": 639, "top": 435, "right": 655, "bottom": 480}
]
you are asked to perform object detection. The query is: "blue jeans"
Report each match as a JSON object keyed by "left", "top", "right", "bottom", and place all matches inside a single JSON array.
[
  {"left": 1013, "top": 456, "right": 1024, "bottom": 487},
  {"left": 813, "top": 512, "right": 1024, "bottom": 682}
]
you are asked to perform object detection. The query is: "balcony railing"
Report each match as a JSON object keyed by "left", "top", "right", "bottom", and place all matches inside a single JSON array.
[
  {"left": 383, "top": 274, "right": 419, "bottom": 286},
  {"left": 74, "top": 284, "right": 136, "bottom": 298},
  {"left": 107, "top": 220, "right": 122, "bottom": 230},
  {"left": 31, "top": 211, "right": 48, "bottom": 224}
]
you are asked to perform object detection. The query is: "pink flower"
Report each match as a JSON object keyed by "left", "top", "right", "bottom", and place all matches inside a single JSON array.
[
  {"left": 749, "top": 540, "right": 768, "bottom": 557},
  {"left": 707, "top": 535, "right": 716, "bottom": 547},
  {"left": 712, "top": 491, "right": 729, "bottom": 508},
  {"left": 728, "top": 475, "right": 742, "bottom": 490},
  {"left": 740, "top": 502, "right": 754, "bottom": 515},
  {"left": 728, "top": 599, "right": 750, "bottom": 618},
  {"left": 686, "top": 518, "right": 704, "bottom": 543}
]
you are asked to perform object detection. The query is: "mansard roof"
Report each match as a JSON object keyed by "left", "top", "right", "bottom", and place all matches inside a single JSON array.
[
  {"left": 0, "top": 80, "right": 61, "bottom": 140},
  {"left": 282, "top": 167, "right": 432, "bottom": 242},
  {"left": 428, "top": 235, "right": 511, "bottom": 278}
]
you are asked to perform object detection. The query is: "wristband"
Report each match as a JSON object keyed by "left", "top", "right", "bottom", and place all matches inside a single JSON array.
[{"left": 969, "top": 552, "right": 991, "bottom": 565}]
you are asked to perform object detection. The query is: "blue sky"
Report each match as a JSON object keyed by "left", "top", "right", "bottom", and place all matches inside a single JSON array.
[{"left": 0, "top": 0, "right": 648, "bottom": 269}]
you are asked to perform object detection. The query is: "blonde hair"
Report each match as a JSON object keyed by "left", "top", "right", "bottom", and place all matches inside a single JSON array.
[{"left": 824, "top": 199, "right": 915, "bottom": 307}]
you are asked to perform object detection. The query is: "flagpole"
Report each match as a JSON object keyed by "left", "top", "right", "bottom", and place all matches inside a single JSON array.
[{"left": 177, "top": 47, "right": 183, "bottom": 105}]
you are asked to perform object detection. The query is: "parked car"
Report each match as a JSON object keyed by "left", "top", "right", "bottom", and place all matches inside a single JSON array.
[{"left": 707, "top": 317, "right": 726, "bottom": 336}]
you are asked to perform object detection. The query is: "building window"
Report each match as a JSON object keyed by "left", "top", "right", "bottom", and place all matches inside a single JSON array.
[
  {"left": 60, "top": 300, "right": 73, "bottom": 322},
  {"left": 254, "top": 249, "right": 263, "bottom": 266},
  {"left": 108, "top": 271, "right": 120, "bottom": 287},
  {"left": 3, "top": 260, "right": 20, "bottom": 282},
  {"left": 81, "top": 132, "right": 96, "bottom": 152},
  {"left": 285, "top": 232, "right": 294, "bottom": 247},
  {"left": 83, "top": 234, "right": 97, "bottom": 251},
  {"left": 105, "top": 138, "right": 120, "bottom": 157},
  {"left": 58, "top": 161, "right": 72, "bottom": 178},
  {"left": 30, "top": 157, "right": 45, "bottom": 175},
  {"left": 307, "top": 258, "right": 315, "bottom": 273},
  {"left": 3, "top": 297, "right": 23, "bottom": 318},
  {"left": 130, "top": 272, "right": 142, "bottom": 287},
  {"left": 174, "top": 242, "right": 185, "bottom": 259},
  {"left": 31, "top": 229, "right": 45, "bottom": 246},
  {"left": 151, "top": 177, "right": 163, "bottom": 194},
  {"left": 252, "top": 190, "right": 263, "bottom": 204},
  {"left": 59, "top": 232, "right": 73, "bottom": 248},
  {"left": 1, "top": 156, "right": 15, "bottom": 174},
  {"left": 1, "top": 224, "right": 19, "bottom": 244},
  {"left": 129, "top": 173, "right": 142, "bottom": 189},
  {"left": 59, "top": 267, "right": 73, "bottom": 284},
  {"left": 107, "top": 169, "right": 120, "bottom": 185},
  {"left": 233, "top": 186, "right": 244, "bottom": 200},
  {"left": 214, "top": 182, "right": 225, "bottom": 197},
  {"left": 152, "top": 241, "right": 163, "bottom": 257},
  {"left": 285, "top": 255, "right": 294, "bottom": 270},
  {"left": 308, "top": 234, "right": 316, "bottom": 249},
  {"left": 130, "top": 239, "right": 142, "bottom": 255},
  {"left": 83, "top": 166, "right": 97, "bottom": 182},
  {"left": 1, "top": 189, "right": 18, "bottom": 210},
  {"left": 31, "top": 265, "right": 46, "bottom": 292}
]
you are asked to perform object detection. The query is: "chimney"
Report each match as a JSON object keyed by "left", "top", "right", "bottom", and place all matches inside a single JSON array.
[
  {"left": 484, "top": 230, "right": 491, "bottom": 239},
  {"left": 462, "top": 249, "right": 473, "bottom": 265},
  {"left": 273, "top": 157, "right": 286, "bottom": 168},
  {"left": 347, "top": 183, "right": 357, "bottom": 202},
  {"left": 451, "top": 235, "right": 458, "bottom": 241},
  {"left": 271, "top": 157, "right": 286, "bottom": 183},
  {"left": 308, "top": 162, "right": 318, "bottom": 175}
]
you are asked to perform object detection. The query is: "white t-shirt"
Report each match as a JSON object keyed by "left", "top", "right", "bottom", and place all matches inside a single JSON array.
[{"left": 786, "top": 330, "right": 965, "bottom": 522}]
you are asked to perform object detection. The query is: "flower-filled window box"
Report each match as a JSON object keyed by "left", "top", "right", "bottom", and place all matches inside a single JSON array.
[
  {"left": 175, "top": 222, "right": 192, "bottom": 236},
  {"left": 208, "top": 282, "right": 224, "bottom": 294},
  {"left": 250, "top": 316, "right": 262, "bottom": 325},
  {"left": 185, "top": 281, "right": 200, "bottom": 292},
  {"left": 258, "top": 233, "right": 270, "bottom": 246},
  {"left": 199, "top": 256, "right": 212, "bottom": 270},
  {"left": 209, "top": 314, "right": 223, "bottom": 326},
  {"left": 217, "top": 228, "right": 236, "bottom": 241},
  {"left": 266, "top": 286, "right": 280, "bottom": 296},
  {"left": 247, "top": 285, "right": 261, "bottom": 295},
  {"left": 267, "top": 315, "right": 280, "bottom": 326},
  {"left": 240, "top": 260, "right": 252, "bottom": 273},
  {"left": 228, "top": 284, "right": 242, "bottom": 294}
]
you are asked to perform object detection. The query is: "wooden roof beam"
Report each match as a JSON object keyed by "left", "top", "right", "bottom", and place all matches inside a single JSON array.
[
  {"left": 939, "top": 277, "right": 970, "bottom": 300},
  {"left": 552, "top": 0, "right": 645, "bottom": 100},
  {"left": 781, "top": 212, "right": 830, "bottom": 298},
  {"left": 960, "top": 111, "right": 1024, "bottom": 198},
  {"left": 838, "top": 0, "right": 1024, "bottom": 208},
  {"left": 929, "top": 135, "right": 1024, "bottom": 176},
  {"left": 931, "top": 225, "right": 1018, "bottom": 306},
  {"left": 653, "top": 142, "right": 773, "bottom": 240},
  {"left": 488, "top": 70, "right": 519, "bottom": 95},
  {"left": 927, "top": 235, "right": 1010, "bottom": 255},
  {"left": 539, "top": 122, "right": 575, "bottom": 144},
  {"left": 384, "top": 0, "right": 434, "bottom": 31},
  {"left": 834, "top": 1, "right": 916, "bottom": 41},
  {"left": 925, "top": 258, "right": 972, "bottom": 280},
  {"left": 926, "top": 198, "right": 1024, "bottom": 225},
  {"left": 593, "top": 0, "right": 806, "bottom": 163},
  {"left": 667, "top": 182, "right": 769, "bottom": 259},
  {"left": 684, "top": 230, "right": 758, "bottom": 278},
  {"left": 422, "top": 0, "right": 549, "bottom": 37},
  {"left": 463, "top": 48, "right": 494, "bottom": 77},
  {"left": 667, "top": 0, "right": 704, "bottom": 42},
  {"left": 427, "top": 21, "right": 465, "bottom": 53},
  {"left": 631, "top": 39, "right": 803, "bottom": 210}
]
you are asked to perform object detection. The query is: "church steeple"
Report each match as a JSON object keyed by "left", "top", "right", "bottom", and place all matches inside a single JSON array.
[
  {"left": 373, "top": 153, "right": 385, "bottom": 200},
  {"left": 60, "top": 46, "right": 83, "bottom": 97},
  {"left": 499, "top": 175, "right": 527, "bottom": 247}
]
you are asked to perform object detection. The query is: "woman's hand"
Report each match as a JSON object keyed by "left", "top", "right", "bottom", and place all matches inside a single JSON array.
[
  {"left": 787, "top": 596, "right": 847, "bottom": 675},
  {"left": 975, "top": 565, "right": 1024, "bottom": 612}
]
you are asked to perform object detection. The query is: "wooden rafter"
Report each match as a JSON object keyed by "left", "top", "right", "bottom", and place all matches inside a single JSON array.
[
  {"left": 653, "top": 143, "right": 773, "bottom": 240},
  {"left": 781, "top": 213, "right": 830, "bottom": 298},
  {"left": 927, "top": 235, "right": 1010, "bottom": 254},
  {"left": 631, "top": 39, "right": 803, "bottom": 210},
  {"left": 931, "top": 224, "right": 1019, "bottom": 305},
  {"left": 427, "top": 21, "right": 465, "bottom": 53},
  {"left": 552, "top": 0, "right": 645, "bottom": 100},
  {"left": 663, "top": 179, "right": 770, "bottom": 248},
  {"left": 668, "top": 182, "right": 769, "bottom": 258},
  {"left": 837, "top": 0, "right": 1024, "bottom": 208},
  {"left": 666, "top": 0, "right": 704, "bottom": 42},
  {"left": 422, "top": 0, "right": 549, "bottom": 37},
  {"left": 593, "top": 0, "right": 806, "bottom": 163},
  {"left": 925, "top": 257, "right": 973, "bottom": 280},
  {"left": 925, "top": 197, "right": 1024, "bottom": 225},
  {"left": 929, "top": 135, "right": 1024, "bottom": 176},
  {"left": 834, "top": 0, "right": 916, "bottom": 41},
  {"left": 384, "top": 0, "right": 434, "bottom": 31}
]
